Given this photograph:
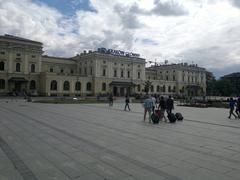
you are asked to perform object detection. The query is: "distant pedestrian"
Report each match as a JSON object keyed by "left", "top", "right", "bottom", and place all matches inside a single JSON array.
[
  {"left": 235, "top": 97, "right": 240, "bottom": 118},
  {"left": 158, "top": 96, "right": 167, "bottom": 122},
  {"left": 109, "top": 94, "right": 113, "bottom": 107},
  {"left": 166, "top": 95, "right": 174, "bottom": 114},
  {"left": 124, "top": 95, "right": 131, "bottom": 111},
  {"left": 228, "top": 97, "right": 237, "bottom": 119},
  {"left": 143, "top": 95, "right": 153, "bottom": 123}
]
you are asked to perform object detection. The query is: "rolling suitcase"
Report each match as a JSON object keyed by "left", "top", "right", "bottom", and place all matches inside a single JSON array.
[
  {"left": 175, "top": 113, "right": 183, "bottom": 121},
  {"left": 151, "top": 113, "right": 160, "bottom": 124},
  {"left": 168, "top": 113, "right": 176, "bottom": 123},
  {"left": 155, "top": 110, "right": 163, "bottom": 120}
]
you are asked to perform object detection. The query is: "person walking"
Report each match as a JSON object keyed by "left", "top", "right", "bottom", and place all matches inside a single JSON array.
[
  {"left": 235, "top": 97, "right": 240, "bottom": 118},
  {"left": 166, "top": 95, "right": 174, "bottom": 114},
  {"left": 124, "top": 95, "right": 131, "bottom": 111},
  {"left": 228, "top": 97, "right": 237, "bottom": 119},
  {"left": 158, "top": 96, "right": 167, "bottom": 122},
  {"left": 143, "top": 95, "right": 153, "bottom": 123},
  {"left": 109, "top": 94, "right": 113, "bottom": 107}
]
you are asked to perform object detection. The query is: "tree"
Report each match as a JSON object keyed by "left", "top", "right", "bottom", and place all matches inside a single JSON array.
[{"left": 144, "top": 80, "right": 152, "bottom": 95}]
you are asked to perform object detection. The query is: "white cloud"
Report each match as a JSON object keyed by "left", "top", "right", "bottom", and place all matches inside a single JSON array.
[{"left": 0, "top": 0, "right": 240, "bottom": 77}]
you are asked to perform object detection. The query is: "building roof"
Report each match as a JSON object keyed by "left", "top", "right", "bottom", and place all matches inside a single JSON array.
[
  {"left": 0, "top": 34, "right": 42, "bottom": 45},
  {"left": 223, "top": 72, "right": 240, "bottom": 78}
]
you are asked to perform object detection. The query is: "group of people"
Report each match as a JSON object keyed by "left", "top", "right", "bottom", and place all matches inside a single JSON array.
[
  {"left": 228, "top": 97, "right": 240, "bottom": 119},
  {"left": 143, "top": 95, "right": 174, "bottom": 123}
]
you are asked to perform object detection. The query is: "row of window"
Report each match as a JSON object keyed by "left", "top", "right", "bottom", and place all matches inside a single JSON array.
[
  {"left": 138, "top": 85, "right": 176, "bottom": 93},
  {"left": 0, "top": 62, "right": 36, "bottom": 72},
  {"left": 148, "top": 75, "right": 176, "bottom": 81},
  {"left": 0, "top": 51, "right": 36, "bottom": 58},
  {"left": 0, "top": 79, "right": 36, "bottom": 90},
  {"left": 50, "top": 81, "right": 92, "bottom": 91},
  {"left": 105, "top": 69, "right": 141, "bottom": 78},
  {"left": 50, "top": 81, "right": 109, "bottom": 92}
]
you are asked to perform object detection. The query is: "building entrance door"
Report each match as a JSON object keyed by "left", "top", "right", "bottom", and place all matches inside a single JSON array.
[
  {"left": 113, "top": 86, "right": 118, "bottom": 96},
  {"left": 15, "top": 81, "right": 21, "bottom": 92},
  {"left": 120, "top": 87, "right": 125, "bottom": 96}
]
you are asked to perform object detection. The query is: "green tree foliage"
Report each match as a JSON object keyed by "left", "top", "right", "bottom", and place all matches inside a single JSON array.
[{"left": 207, "top": 77, "right": 239, "bottom": 96}]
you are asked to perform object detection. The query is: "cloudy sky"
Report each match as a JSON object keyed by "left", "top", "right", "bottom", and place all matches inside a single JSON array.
[{"left": 0, "top": 0, "right": 240, "bottom": 78}]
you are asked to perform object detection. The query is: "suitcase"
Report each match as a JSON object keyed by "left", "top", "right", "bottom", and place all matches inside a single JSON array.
[
  {"left": 155, "top": 110, "right": 163, "bottom": 120},
  {"left": 168, "top": 113, "right": 176, "bottom": 123},
  {"left": 175, "top": 113, "right": 183, "bottom": 121},
  {"left": 151, "top": 113, "right": 160, "bottom": 124}
]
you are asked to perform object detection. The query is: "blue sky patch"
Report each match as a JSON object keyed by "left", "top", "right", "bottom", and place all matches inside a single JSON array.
[
  {"left": 33, "top": 0, "right": 95, "bottom": 16},
  {"left": 141, "top": 38, "right": 159, "bottom": 45}
]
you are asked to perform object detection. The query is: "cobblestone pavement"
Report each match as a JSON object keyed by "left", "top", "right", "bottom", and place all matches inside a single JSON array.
[{"left": 0, "top": 100, "right": 240, "bottom": 180}]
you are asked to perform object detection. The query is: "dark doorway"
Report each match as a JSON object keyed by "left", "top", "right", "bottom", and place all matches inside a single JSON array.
[
  {"left": 120, "top": 87, "right": 125, "bottom": 96},
  {"left": 113, "top": 86, "right": 117, "bottom": 96},
  {"left": 15, "top": 81, "right": 21, "bottom": 92},
  {"left": 127, "top": 87, "right": 130, "bottom": 96}
]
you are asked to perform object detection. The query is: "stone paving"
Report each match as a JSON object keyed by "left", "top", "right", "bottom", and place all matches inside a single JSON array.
[{"left": 0, "top": 99, "right": 240, "bottom": 180}]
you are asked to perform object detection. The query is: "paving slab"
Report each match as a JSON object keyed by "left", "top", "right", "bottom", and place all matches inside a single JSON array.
[{"left": 0, "top": 100, "right": 240, "bottom": 180}]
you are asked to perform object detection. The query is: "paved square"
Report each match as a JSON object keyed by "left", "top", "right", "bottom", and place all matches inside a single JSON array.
[{"left": 0, "top": 100, "right": 240, "bottom": 180}]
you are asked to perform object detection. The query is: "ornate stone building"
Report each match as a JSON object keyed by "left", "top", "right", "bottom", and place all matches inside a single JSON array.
[{"left": 0, "top": 34, "right": 206, "bottom": 97}]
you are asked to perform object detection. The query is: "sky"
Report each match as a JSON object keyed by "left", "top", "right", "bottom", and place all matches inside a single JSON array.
[{"left": 0, "top": 0, "right": 240, "bottom": 78}]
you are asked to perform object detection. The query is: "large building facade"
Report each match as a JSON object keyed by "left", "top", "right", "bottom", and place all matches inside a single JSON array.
[{"left": 0, "top": 34, "right": 206, "bottom": 97}]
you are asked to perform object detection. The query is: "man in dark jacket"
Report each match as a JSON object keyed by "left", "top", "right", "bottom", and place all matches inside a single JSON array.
[
  {"left": 166, "top": 95, "right": 174, "bottom": 114},
  {"left": 124, "top": 96, "right": 131, "bottom": 111}
]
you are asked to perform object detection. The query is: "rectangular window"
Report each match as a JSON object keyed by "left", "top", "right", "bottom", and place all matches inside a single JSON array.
[
  {"left": 32, "top": 55, "right": 36, "bottom": 58},
  {"left": 173, "top": 75, "right": 175, "bottom": 81},
  {"left": 16, "top": 57, "right": 21, "bottom": 60},
  {"left": 138, "top": 72, "right": 140, "bottom": 79},
  {"left": 0, "top": 51, "right": 5, "bottom": 55},
  {"left": 50, "top": 68, "right": 53, "bottom": 72},
  {"left": 103, "top": 69, "right": 106, "bottom": 76},
  {"left": 127, "top": 71, "right": 130, "bottom": 78},
  {"left": 114, "top": 70, "right": 117, "bottom": 77},
  {"left": 121, "top": 70, "right": 124, "bottom": 77},
  {"left": 90, "top": 67, "right": 92, "bottom": 75},
  {"left": 84, "top": 67, "right": 87, "bottom": 75},
  {"left": 16, "top": 53, "right": 21, "bottom": 56}
]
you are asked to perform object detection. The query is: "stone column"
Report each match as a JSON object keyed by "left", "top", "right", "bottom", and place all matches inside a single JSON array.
[
  {"left": 24, "top": 54, "right": 29, "bottom": 74},
  {"left": 8, "top": 52, "right": 13, "bottom": 73}
]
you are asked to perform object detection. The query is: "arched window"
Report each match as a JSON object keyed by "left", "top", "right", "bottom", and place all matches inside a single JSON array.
[
  {"left": 102, "top": 83, "right": 106, "bottom": 91},
  {"left": 168, "top": 86, "right": 171, "bottom": 92},
  {"left": 0, "top": 61, "right": 4, "bottom": 71},
  {"left": 75, "top": 82, "right": 81, "bottom": 91},
  {"left": 0, "top": 79, "right": 5, "bottom": 89},
  {"left": 173, "top": 86, "right": 176, "bottom": 92},
  {"left": 157, "top": 85, "right": 160, "bottom": 92},
  {"left": 63, "top": 81, "right": 70, "bottom": 91},
  {"left": 16, "top": 63, "right": 21, "bottom": 72},
  {"left": 86, "top": 82, "right": 91, "bottom": 91},
  {"left": 50, "top": 80, "right": 57, "bottom": 90},
  {"left": 31, "top": 64, "right": 35, "bottom": 73},
  {"left": 151, "top": 85, "right": 154, "bottom": 92},
  {"left": 30, "top": 80, "right": 36, "bottom": 90},
  {"left": 137, "top": 85, "right": 141, "bottom": 92}
]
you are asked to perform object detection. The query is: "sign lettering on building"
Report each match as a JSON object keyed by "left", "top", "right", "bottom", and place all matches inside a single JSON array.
[{"left": 97, "top": 48, "right": 140, "bottom": 58}]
